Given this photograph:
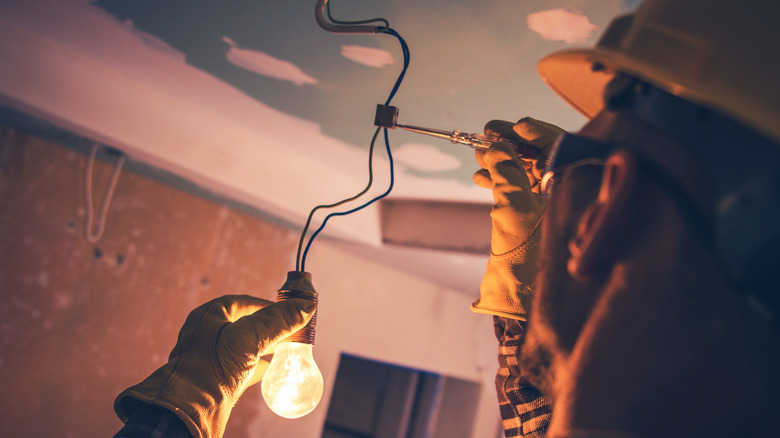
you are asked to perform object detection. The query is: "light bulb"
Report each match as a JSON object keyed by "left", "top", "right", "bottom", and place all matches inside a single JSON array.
[
  {"left": 261, "top": 271, "right": 323, "bottom": 419},
  {"left": 261, "top": 342, "right": 324, "bottom": 418}
]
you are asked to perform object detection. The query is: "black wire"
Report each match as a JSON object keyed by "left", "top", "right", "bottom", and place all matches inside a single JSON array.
[
  {"left": 380, "top": 28, "right": 410, "bottom": 105},
  {"left": 301, "top": 128, "right": 395, "bottom": 272},
  {"left": 326, "top": 1, "right": 389, "bottom": 31},
  {"left": 298, "top": 27, "right": 410, "bottom": 272},
  {"left": 295, "top": 128, "right": 382, "bottom": 271}
]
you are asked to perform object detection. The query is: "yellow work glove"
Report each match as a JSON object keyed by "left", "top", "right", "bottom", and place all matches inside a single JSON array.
[
  {"left": 114, "top": 295, "right": 316, "bottom": 438},
  {"left": 471, "top": 118, "right": 565, "bottom": 320}
]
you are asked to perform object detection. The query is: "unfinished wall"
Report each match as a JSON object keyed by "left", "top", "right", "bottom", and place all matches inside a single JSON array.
[{"left": 0, "top": 126, "right": 501, "bottom": 437}]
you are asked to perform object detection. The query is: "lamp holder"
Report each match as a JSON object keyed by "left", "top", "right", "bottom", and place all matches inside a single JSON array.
[{"left": 276, "top": 271, "right": 318, "bottom": 345}]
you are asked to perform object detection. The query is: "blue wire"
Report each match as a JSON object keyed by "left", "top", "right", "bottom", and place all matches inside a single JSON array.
[
  {"left": 301, "top": 128, "right": 395, "bottom": 271},
  {"left": 382, "top": 28, "right": 410, "bottom": 105},
  {"left": 301, "top": 28, "right": 409, "bottom": 272}
]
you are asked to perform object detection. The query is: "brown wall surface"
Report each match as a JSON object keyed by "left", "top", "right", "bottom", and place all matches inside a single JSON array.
[{"left": 0, "top": 125, "right": 300, "bottom": 437}]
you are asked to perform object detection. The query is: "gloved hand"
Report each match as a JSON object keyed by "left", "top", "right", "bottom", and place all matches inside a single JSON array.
[
  {"left": 114, "top": 295, "right": 316, "bottom": 438},
  {"left": 471, "top": 117, "right": 565, "bottom": 320}
]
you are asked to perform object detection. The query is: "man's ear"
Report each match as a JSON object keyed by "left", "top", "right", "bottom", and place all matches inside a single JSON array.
[{"left": 568, "top": 150, "right": 639, "bottom": 280}]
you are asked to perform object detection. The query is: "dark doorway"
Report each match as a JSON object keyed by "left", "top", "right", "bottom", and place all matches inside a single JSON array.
[{"left": 322, "top": 354, "right": 481, "bottom": 438}]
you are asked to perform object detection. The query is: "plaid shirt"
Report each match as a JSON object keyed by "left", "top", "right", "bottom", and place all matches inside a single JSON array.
[
  {"left": 114, "top": 404, "right": 192, "bottom": 438},
  {"left": 494, "top": 316, "right": 552, "bottom": 438}
]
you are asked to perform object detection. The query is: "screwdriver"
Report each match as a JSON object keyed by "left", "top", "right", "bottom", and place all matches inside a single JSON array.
[{"left": 374, "top": 104, "right": 546, "bottom": 160}]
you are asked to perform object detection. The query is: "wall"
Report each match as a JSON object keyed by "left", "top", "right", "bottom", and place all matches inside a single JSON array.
[{"left": 0, "top": 126, "right": 501, "bottom": 437}]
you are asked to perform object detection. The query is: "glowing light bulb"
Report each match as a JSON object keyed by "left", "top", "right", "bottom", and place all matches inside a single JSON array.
[
  {"left": 261, "top": 271, "right": 323, "bottom": 418},
  {"left": 261, "top": 342, "right": 324, "bottom": 418}
]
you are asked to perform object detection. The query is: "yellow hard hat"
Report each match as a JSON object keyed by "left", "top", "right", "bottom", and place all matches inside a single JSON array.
[{"left": 537, "top": 0, "right": 780, "bottom": 144}]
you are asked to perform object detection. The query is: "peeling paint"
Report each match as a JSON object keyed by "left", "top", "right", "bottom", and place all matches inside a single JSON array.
[
  {"left": 340, "top": 45, "right": 394, "bottom": 68},
  {"left": 223, "top": 36, "right": 317, "bottom": 86},
  {"left": 527, "top": 9, "right": 597, "bottom": 43}
]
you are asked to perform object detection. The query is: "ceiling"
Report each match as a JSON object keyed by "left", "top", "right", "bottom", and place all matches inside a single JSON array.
[{"left": 0, "top": 0, "right": 639, "bottom": 294}]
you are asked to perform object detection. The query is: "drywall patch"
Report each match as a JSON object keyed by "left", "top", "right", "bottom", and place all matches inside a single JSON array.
[
  {"left": 527, "top": 9, "right": 596, "bottom": 43},
  {"left": 223, "top": 36, "right": 317, "bottom": 86},
  {"left": 340, "top": 45, "right": 394, "bottom": 68}
]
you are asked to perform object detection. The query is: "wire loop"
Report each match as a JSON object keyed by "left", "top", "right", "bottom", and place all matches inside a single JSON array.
[
  {"left": 325, "top": 0, "right": 389, "bottom": 32},
  {"left": 84, "top": 144, "right": 125, "bottom": 243}
]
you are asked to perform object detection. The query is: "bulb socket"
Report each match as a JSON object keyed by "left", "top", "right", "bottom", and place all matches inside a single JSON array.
[{"left": 276, "top": 271, "right": 318, "bottom": 345}]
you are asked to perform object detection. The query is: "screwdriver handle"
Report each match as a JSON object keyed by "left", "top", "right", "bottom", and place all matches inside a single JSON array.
[{"left": 451, "top": 131, "right": 547, "bottom": 160}]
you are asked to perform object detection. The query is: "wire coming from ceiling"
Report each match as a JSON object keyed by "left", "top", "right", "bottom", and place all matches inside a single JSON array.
[{"left": 296, "top": 6, "right": 411, "bottom": 272}]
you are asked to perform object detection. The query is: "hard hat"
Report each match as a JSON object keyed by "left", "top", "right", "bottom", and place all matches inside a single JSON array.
[
  {"left": 537, "top": 0, "right": 780, "bottom": 145},
  {"left": 538, "top": 0, "right": 780, "bottom": 322}
]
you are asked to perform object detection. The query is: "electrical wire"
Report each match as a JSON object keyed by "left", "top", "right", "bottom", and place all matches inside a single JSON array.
[
  {"left": 301, "top": 129, "right": 395, "bottom": 272},
  {"left": 380, "top": 28, "right": 410, "bottom": 106},
  {"left": 295, "top": 20, "right": 410, "bottom": 272},
  {"left": 325, "top": 1, "right": 389, "bottom": 31},
  {"left": 295, "top": 128, "right": 382, "bottom": 270},
  {"left": 84, "top": 144, "right": 125, "bottom": 243}
]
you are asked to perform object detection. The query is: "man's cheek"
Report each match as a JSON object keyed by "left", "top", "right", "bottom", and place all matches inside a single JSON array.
[
  {"left": 531, "top": 188, "right": 599, "bottom": 355},
  {"left": 515, "top": 208, "right": 574, "bottom": 396}
]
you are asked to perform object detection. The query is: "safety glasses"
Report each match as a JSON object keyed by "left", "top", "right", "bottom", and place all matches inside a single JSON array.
[
  {"left": 540, "top": 133, "right": 614, "bottom": 198},
  {"left": 540, "top": 131, "right": 714, "bottom": 247}
]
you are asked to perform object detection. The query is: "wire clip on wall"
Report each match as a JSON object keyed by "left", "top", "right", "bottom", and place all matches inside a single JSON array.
[{"left": 84, "top": 144, "right": 125, "bottom": 243}]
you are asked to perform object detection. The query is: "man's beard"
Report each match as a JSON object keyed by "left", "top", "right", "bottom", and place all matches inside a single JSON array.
[
  {"left": 516, "top": 233, "right": 571, "bottom": 400},
  {"left": 517, "top": 202, "right": 601, "bottom": 401}
]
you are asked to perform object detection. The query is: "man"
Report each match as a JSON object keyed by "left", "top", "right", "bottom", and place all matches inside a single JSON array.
[
  {"left": 472, "top": 0, "right": 780, "bottom": 436},
  {"left": 115, "top": 0, "right": 780, "bottom": 437}
]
